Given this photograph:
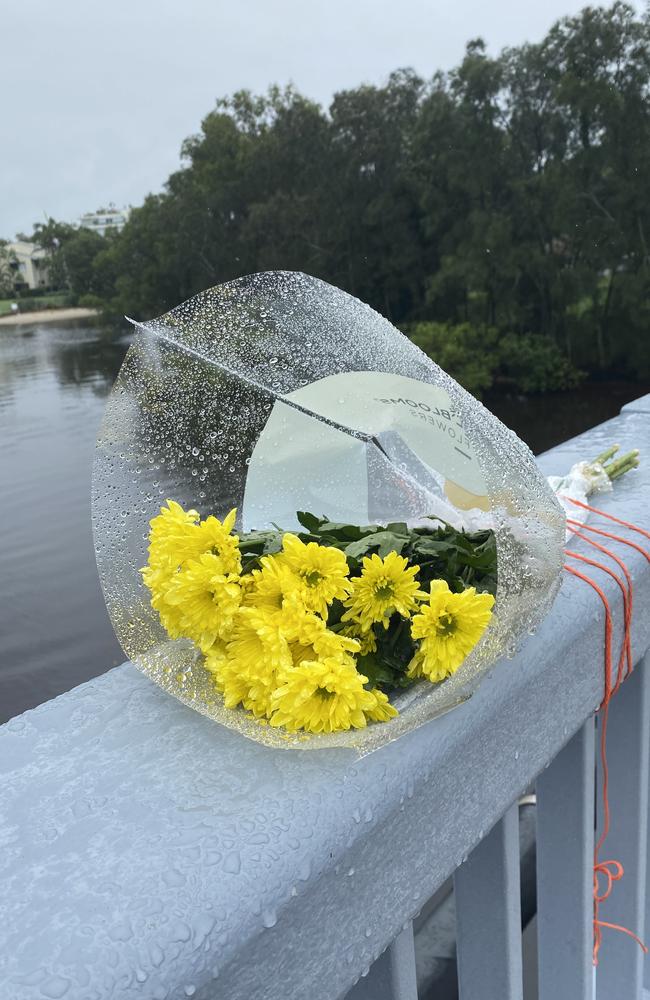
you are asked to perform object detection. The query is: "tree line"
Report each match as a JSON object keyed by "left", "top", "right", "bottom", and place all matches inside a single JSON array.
[{"left": 17, "top": 3, "right": 650, "bottom": 395}]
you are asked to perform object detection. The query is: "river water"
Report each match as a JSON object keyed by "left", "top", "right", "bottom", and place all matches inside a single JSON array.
[{"left": 0, "top": 319, "right": 647, "bottom": 722}]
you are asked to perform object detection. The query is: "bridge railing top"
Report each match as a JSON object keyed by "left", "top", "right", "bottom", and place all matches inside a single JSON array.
[{"left": 3, "top": 403, "right": 650, "bottom": 1000}]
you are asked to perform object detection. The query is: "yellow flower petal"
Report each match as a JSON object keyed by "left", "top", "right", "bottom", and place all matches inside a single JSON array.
[
  {"left": 365, "top": 688, "right": 398, "bottom": 723},
  {"left": 342, "top": 551, "right": 424, "bottom": 631},
  {"left": 277, "top": 533, "right": 351, "bottom": 616},
  {"left": 163, "top": 553, "right": 242, "bottom": 649},
  {"left": 269, "top": 657, "right": 375, "bottom": 733},
  {"left": 409, "top": 581, "right": 494, "bottom": 682}
]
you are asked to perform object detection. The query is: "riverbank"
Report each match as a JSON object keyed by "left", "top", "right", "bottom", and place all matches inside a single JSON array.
[{"left": 0, "top": 306, "right": 99, "bottom": 326}]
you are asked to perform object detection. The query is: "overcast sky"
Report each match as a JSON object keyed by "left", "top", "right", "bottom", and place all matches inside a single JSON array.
[{"left": 2, "top": 0, "right": 642, "bottom": 239}]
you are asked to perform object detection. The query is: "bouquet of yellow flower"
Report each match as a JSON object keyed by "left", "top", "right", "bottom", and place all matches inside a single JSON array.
[
  {"left": 94, "top": 271, "right": 567, "bottom": 749},
  {"left": 142, "top": 501, "right": 495, "bottom": 735}
]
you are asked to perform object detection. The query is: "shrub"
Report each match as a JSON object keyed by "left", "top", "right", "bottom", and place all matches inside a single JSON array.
[
  {"left": 405, "top": 322, "right": 499, "bottom": 398},
  {"left": 78, "top": 293, "right": 104, "bottom": 309},
  {"left": 405, "top": 322, "right": 583, "bottom": 396},
  {"left": 497, "top": 333, "right": 584, "bottom": 393},
  {"left": 14, "top": 292, "right": 73, "bottom": 313}
]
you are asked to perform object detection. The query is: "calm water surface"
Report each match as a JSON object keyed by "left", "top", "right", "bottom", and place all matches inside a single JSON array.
[
  {"left": 0, "top": 320, "right": 130, "bottom": 721},
  {"left": 0, "top": 319, "right": 647, "bottom": 721}
]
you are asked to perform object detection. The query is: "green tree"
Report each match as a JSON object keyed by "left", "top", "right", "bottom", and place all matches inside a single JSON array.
[
  {"left": 28, "top": 217, "right": 109, "bottom": 297},
  {"left": 74, "top": 4, "right": 650, "bottom": 382},
  {"left": 0, "top": 242, "right": 17, "bottom": 297}
]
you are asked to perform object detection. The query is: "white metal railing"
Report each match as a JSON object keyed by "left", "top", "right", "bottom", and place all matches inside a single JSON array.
[{"left": 2, "top": 398, "right": 650, "bottom": 1000}]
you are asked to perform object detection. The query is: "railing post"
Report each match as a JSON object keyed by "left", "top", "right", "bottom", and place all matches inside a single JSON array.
[
  {"left": 536, "top": 717, "right": 596, "bottom": 1000},
  {"left": 454, "top": 805, "right": 523, "bottom": 1000},
  {"left": 343, "top": 922, "right": 418, "bottom": 1000},
  {"left": 596, "top": 656, "right": 650, "bottom": 999},
  {"left": 388, "top": 922, "right": 418, "bottom": 1000}
]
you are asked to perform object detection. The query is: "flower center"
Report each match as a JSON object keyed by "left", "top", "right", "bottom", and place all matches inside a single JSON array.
[
  {"left": 436, "top": 612, "right": 456, "bottom": 637},
  {"left": 374, "top": 581, "right": 394, "bottom": 601},
  {"left": 304, "top": 570, "right": 323, "bottom": 588},
  {"left": 314, "top": 686, "right": 334, "bottom": 700}
]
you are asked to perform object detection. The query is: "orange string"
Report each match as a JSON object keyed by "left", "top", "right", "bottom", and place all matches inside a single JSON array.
[
  {"left": 565, "top": 517, "right": 650, "bottom": 564},
  {"left": 561, "top": 499, "right": 648, "bottom": 965},
  {"left": 564, "top": 562, "right": 614, "bottom": 707},
  {"left": 565, "top": 549, "right": 631, "bottom": 690},
  {"left": 563, "top": 496, "right": 650, "bottom": 543},
  {"left": 593, "top": 860, "right": 647, "bottom": 956}
]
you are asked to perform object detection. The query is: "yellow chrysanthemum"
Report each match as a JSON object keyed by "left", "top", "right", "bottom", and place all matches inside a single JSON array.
[
  {"left": 287, "top": 611, "right": 360, "bottom": 666},
  {"left": 141, "top": 562, "right": 176, "bottom": 609},
  {"left": 243, "top": 556, "right": 289, "bottom": 611},
  {"left": 227, "top": 606, "right": 291, "bottom": 674},
  {"left": 148, "top": 584, "right": 186, "bottom": 640},
  {"left": 365, "top": 688, "right": 399, "bottom": 723},
  {"left": 341, "top": 624, "right": 377, "bottom": 656},
  {"left": 207, "top": 653, "right": 260, "bottom": 714},
  {"left": 409, "top": 581, "right": 495, "bottom": 682},
  {"left": 193, "top": 511, "right": 241, "bottom": 576},
  {"left": 163, "top": 553, "right": 242, "bottom": 651},
  {"left": 342, "top": 551, "right": 425, "bottom": 631},
  {"left": 269, "top": 657, "right": 376, "bottom": 733},
  {"left": 211, "top": 606, "right": 292, "bottom": 717},
  {"left": 277, "top": 534, "right": 351, "bottom": 616},
  {"left": 242, "top": 556, "right": 309, "bottom": 635},
  {"left": 146, "top": 499, "right": 200, "bottom": 572},
  {"left": 210, "top": 654, "right": 278, "bottom": 718},
  {"left": 145, "top": 503, "right": 240, "bottom": 576}
]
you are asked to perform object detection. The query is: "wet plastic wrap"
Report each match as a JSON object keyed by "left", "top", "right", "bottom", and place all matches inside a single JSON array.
[{"left": 92, "top": 271, "right": 565, "bottom": 750}]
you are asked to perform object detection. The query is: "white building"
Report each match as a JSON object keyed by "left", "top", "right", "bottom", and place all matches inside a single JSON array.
[
  {"left": 79, "top": 205, "right": 130, "bottom": 237},
  {"left": 6, "top": 241, "right": 51, "bottom": 290}
]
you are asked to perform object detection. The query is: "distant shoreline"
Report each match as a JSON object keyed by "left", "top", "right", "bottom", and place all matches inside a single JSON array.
[{"left": 0, "top": 306, "right": 100, "bottom": 327}]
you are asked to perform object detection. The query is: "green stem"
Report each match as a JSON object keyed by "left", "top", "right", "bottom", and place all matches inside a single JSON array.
[
  {"left": 593, "top": 444, "right": 620, "bottom": 465},
  {"left": 603, "top": 450, "right": 640, "bottom": 480}
]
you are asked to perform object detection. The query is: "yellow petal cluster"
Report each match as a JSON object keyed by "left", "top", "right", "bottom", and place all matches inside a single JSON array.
[
  {"left": 141, "top": 501, "right": 242, "bottom": 653},
  {"left": 342, "top": 551, "right": 425, "bottom": 631},
  {"left": 277, "top": 533, "right": 352, "bottom": 616},
  {"left": 142, "top": 502, "right": 496, "bottom": 735},
  {"left": 269, "top": 658, "right": 378, "bottom": 733},
  {"left": 408, "top": 580, "right": 495, "bottom": 682},
  {"left": 142, "top": 502, "right": 397, "bottom": 733}
]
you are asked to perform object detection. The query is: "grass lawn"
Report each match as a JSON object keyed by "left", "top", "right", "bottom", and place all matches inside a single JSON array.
[{"left": 0, "top": 292, "right": 70, "bottom": 316}]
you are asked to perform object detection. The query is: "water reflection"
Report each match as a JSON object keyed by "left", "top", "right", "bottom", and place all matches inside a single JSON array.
[
  {"left": 0, "top": 322, "right": 129, "bottom": 405},
  {"left": 0, "top": 319, "right": 131, "bottom": 721}
]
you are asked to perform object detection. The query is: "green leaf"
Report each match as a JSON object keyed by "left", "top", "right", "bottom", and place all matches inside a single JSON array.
[
  {"left": 296, "top": 511, "right": 325, "bottom": 533},
  {"left": 344, "top": 530, "right": 407, "bottom": 561},
  {"left": 316, "top": 522, "right": 377, "bottom": 541},
  {"left": 356, "top": 652, "right": 402, "bottom": 690},
  {"left": 343, "top": 536, "right": 380, "bottom": 560},
  {"left": 377, "top": 614, "right": 417, "bottom": 673}
]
